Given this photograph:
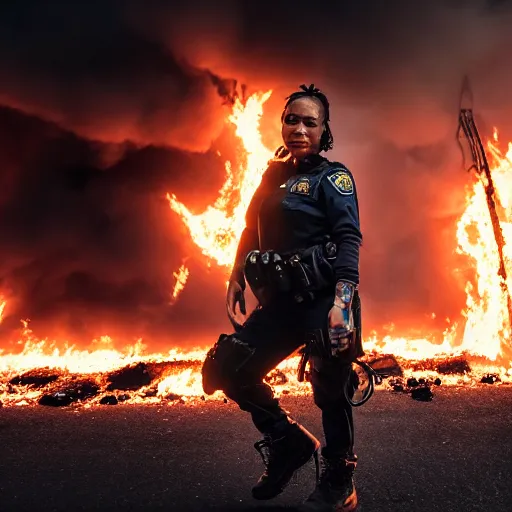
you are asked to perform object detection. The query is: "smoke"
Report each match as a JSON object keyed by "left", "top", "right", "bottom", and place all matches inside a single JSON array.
[
  {"left": 1, "top": 0, "right": 512, "bottom": 347},
  {"left": 0, "top": 1, "right": 229, "bottom": 151},
  {"left": 0, "top": 105, "right": 232, "bottom": 347}
]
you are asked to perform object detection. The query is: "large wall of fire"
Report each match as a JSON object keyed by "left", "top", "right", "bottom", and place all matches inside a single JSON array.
[{"left": 0, "top": 0, "right": 511, "bottom": 352}]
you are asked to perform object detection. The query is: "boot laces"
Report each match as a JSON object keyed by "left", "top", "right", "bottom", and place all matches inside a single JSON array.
[
  {"left": 318, "top": 457, "right": 354, "bottom": 489},
  {"left": 254, "top": 433, "right": 287, "bottom": 468},
  {"left": 254, "top": 435, "right": 272, "bottom": 467}
]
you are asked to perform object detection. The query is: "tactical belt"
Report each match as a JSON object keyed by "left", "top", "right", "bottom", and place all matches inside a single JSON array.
[{"left": 243, "top": 240, "right": 337, "bottom": 305}]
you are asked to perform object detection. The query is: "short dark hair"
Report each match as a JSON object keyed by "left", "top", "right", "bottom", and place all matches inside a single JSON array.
[{"left": 281, "top": 84, "right": 334, "bottom": 152}]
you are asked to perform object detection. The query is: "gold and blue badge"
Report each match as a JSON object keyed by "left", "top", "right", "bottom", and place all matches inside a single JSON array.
[
  {"left": 327, "top": 170, "right": 353, "bottom": 195},
  {"left": 290, "top": 177, "right": 311, "bottom": 196}
]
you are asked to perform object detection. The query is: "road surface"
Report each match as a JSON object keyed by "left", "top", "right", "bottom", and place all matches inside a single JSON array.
[{"left": 1, "top": 386, "right": 511, "bottom": 511}]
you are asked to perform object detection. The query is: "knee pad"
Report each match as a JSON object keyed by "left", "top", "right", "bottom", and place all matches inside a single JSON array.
[{"left": 201, "top": 333, "right": 255, "bottom": 395}]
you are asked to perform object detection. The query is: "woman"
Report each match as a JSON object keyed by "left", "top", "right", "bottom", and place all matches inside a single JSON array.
[{"left": 202, "top": 84, "right": 363, "bottom": 512}]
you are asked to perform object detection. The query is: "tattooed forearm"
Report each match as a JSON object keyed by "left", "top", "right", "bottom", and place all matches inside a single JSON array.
[{"left": 334, "top": 281, "right": 354, "bottom": 308}]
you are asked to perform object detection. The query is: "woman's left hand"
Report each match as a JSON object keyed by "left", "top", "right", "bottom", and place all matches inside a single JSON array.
[{"left": 327, "top": 304, "right": 353, "bottom": 354}]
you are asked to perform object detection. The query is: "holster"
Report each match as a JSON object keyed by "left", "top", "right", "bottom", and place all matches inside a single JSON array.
[{"left": 202, "top": 334, "right": 255, "bottom": 395}]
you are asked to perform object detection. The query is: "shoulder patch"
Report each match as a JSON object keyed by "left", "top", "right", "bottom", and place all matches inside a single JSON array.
[
  {"left": 326, "top": 170, "right": 353, "bottom": 196},
  {"left": 290, "top": 177, "right": 310, "bottom": 196}
]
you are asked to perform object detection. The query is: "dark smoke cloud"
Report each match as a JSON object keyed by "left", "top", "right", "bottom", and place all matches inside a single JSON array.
[
  {"left": 1, "top": 0, "right": 512, "bottom": 348},
  {"left": 0, "top": 1, "right": 228, "bottom": 151},
  {"left": 0, "top": 105, "right": 231, "bottom": 348}
]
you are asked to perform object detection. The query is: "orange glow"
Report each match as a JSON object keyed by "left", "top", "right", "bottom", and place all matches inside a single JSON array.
[
  {"left": 168, "top": 90, "right": 512, "bottom": 365},
  {"left": 0, "top": 298, "right": 5, "bottom": 324},
  {"left": 1, "top": 93, "right": 512, "bottom": 407},
  {"left": 454, "top": 137, "right": 512, "bottom": 360},
  {"left": 167, "top": 91, "right": 273, "bottom": 268},
  {"left": 365, "top": 137, "right": 511, "bottom": 364}
]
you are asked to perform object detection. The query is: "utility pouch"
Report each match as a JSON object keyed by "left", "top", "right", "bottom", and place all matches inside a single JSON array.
[{"left": 202, "top": 334, "right": 255, "bottom": 395}]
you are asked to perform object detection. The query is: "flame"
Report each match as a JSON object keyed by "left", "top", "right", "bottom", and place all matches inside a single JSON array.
[
  {"left": 455, "top": 137, "right": 512, "bottom": 360},
  {"left": 2, "top": 93, "right": 512, "bottom": 407},
  {"left": 168, "top": 90, "right": 512, "bottom": 367},
  {"left": 0, "top": 298, "right": 5, "bottom": 324},
  {"left": 167, "top": 91, "right": 273, "bottom": 269},
  {"left": 171, "top": 264, "right": 189, "bottom": 302}
]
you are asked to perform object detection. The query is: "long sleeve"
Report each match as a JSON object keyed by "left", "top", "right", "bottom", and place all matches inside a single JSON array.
[
  {"left": 320, "top": 167, "right": 362, "bottom": 285},
  {"left": 228, "top": 165, "right": 276, "bottom": 288},
  {"left": 229, "top": 226, "right": 258, "bottom": 289}
]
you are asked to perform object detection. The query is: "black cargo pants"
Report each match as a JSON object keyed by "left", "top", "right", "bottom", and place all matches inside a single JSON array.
[{"left": 219, "top": 293, "right": 356, "bottom": 457}]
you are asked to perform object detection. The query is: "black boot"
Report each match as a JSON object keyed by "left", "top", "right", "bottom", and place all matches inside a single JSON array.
[
  {"left": 252, "top": 420, "right": 321, "bottom": 500},
  {"left": 298, "top": 449, "right": 358, "bottom": 511}
]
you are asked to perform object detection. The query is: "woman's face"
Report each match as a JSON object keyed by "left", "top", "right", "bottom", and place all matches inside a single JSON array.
[{"left": 281, "top": 96, "right": 325, "bottom": 160}]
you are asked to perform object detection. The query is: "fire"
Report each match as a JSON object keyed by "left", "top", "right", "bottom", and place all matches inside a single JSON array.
[
  {"left": 365, "top": 136, "right": 512, "bottom": 364},
  {"left": 0, "top": 297, "right": 5, "bottom": 324},
  {"left": 1, "top": 91, "right": 512, "bottom": 408},
  {"left": 171, "top": 264, "right": 189, "bottom": 302},
  {"left": 167, "top": 91, "right": 512, "bottom": 368},
  {"left": 455, "top": 137, "right": 512, "bottom": 361},
  {"left": 167, "top": 91, "right": 273, "bottom": 268}
]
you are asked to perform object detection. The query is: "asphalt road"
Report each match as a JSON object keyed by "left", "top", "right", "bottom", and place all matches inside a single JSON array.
[{"left": 1, "top": 386, "right": 511, "bottom": 512}]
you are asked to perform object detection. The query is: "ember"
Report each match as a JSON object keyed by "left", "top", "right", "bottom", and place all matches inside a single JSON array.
[{"left": 171, "top": 264, "right": 189, "bottom": 302}]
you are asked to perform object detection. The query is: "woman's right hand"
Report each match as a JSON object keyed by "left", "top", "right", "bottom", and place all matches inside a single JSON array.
[{"left": 226, "top": 280, "right": 246, "bottom": 328}]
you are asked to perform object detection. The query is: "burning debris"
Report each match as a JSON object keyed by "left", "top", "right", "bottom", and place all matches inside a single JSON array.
[
  {"left": 9, "top": 370, "right": 60, "bottom": 387},
  {"left": 264, "top": 369, "right": 288, "bottom": 386},
  {"left": 480, "top": 374, "right": 500, "bottom": 384},
  {"left": 366, "top": 354, "right": 403, "bottom": 378},
  {"left": 38, "top": 380, "right": 99, "bottom": 407},
  {"left": 0, "top": 344, "right": 510, "bottom": 407},
  {"left": 436, "top": 357, "right": 472, "bottom": 375},
  {"left": 99, "top": 395, "right": 118, "bottom": 405},
  {"left": 106, "top": 362, "right": 152, "bottom": 391},
  {"left": 411, "top": 355, "right": 471, "bottom": 375},
  {"left": 2, "top": 347, "right": 211, "bottom": 407}
]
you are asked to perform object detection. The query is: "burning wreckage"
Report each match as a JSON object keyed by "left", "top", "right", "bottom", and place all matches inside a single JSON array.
[{"left": 1, "top": 85, "right": 511, "bottom": 408}]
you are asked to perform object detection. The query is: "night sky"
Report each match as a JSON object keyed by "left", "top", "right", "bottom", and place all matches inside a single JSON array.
[{"left": 1, "top": 0, "right": 511, "bottom": 350}]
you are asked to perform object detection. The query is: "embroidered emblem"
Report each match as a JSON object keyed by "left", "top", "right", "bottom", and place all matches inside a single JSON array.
[
  {"left": 327, "top": 170, "right": 353, "bottom": 195},
  {"left": 290, "top": 177, "right": 310, "bottom": 195}
]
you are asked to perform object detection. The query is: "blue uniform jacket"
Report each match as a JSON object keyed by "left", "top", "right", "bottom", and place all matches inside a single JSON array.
[{"left": 230, "top": 154, "right": 362, "bottom": 288}]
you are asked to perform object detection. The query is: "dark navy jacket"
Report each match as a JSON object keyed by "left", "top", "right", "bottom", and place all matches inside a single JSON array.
[{"left": 230, "top": 154, "right": 362, "bottom": 288}]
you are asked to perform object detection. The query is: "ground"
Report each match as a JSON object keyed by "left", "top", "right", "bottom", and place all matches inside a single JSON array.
[{"left": 1, "top": 386, "right": 511, "bottom": 511}]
